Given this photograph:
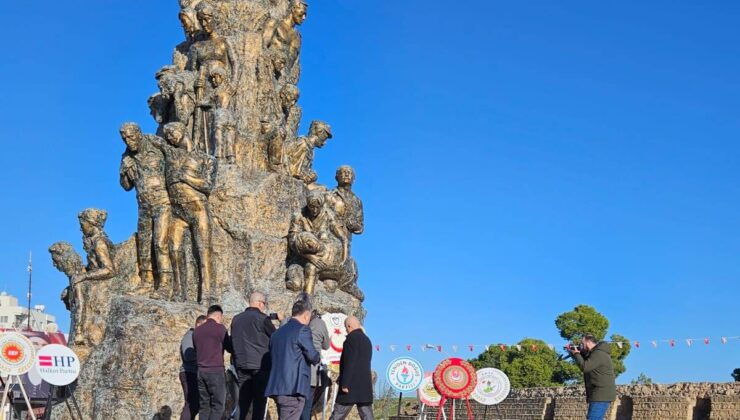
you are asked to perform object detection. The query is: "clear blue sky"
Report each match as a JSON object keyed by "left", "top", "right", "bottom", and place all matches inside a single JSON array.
[{"left": 1, "top": 0, "right": 738, "bottom": 384}]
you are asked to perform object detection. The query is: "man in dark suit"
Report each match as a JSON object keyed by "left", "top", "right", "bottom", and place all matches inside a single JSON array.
[
  {"left": 330, "top": 316, "right": 374, "bottom": 420},
  {"left": 265, "top": 298, "right": 321, "bottom": 420},
  {"left": 231, "top": 291, "right": 280, "bottom": 420}
]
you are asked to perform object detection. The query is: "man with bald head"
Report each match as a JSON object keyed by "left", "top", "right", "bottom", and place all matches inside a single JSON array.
[
  {"left": 330, "top": 316, "right": 374, "bottom": 420},
  {"left": 231, "top": 291, "right": 281, "bottom": 420}
]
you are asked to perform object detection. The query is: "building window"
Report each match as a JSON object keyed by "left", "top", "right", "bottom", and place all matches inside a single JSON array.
[{"left": 0, "top": 316, "right": 7, "bottom": 323}]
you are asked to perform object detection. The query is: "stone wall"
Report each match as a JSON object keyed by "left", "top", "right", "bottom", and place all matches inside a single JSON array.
[{"left": 389, "top": 383, "right": 739, "bottom": 420}]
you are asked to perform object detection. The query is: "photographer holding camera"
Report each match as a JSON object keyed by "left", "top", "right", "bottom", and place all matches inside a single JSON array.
[{"left": 567, "top": 334, "right": 616, "bottom": 420}]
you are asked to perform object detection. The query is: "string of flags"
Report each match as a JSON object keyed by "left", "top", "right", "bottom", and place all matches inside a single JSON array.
[{"left": 370, "top": 336, "right": 740, "bottom": 353}]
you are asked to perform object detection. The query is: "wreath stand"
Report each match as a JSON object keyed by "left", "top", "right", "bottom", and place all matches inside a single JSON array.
[
  {"left": 0, "top": 374, "right": 37, "bottom": 420},
  {"left": 41, "top": 384, "right": 83, "bottom": 420},
  {"left": 436, "top": 396, "right": 473, "bottom": 420}
]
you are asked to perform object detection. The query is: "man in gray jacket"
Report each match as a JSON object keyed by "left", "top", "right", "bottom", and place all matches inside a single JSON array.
[
  {"left": 179, "top": 315, "right": 207, "bottom": 420},
  {"left": 301, "top": 310, "right": 330, "bottom": 420}
]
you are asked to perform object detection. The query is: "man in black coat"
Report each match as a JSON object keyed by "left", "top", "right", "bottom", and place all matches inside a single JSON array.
[{"left": 330, "top": 316, "right": 374, "bottom": 420}]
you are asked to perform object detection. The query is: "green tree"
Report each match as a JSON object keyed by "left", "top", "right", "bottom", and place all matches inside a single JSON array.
[
  {"left": 732, "top": 368, "right": 740, "bottom": 382},
  {"left": 555, "top": 304, "right": 609, "bottom": 341},
  {"left": 630, "top": 373, "right": 654, "bottom": 385},
  {"left": 470, "top": 338, "right": 579, "bottom": 388},
  {"left": 555, "top": 305, "right": 631, "bottom": 377}
]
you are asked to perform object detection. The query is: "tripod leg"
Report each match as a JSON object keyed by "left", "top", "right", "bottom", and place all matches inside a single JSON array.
[
  {"left": 43, "top": 385, "right": 56, "bottom": 420},
  {"left": 16, "top": 375, "right": 38, "bottom": 420}
]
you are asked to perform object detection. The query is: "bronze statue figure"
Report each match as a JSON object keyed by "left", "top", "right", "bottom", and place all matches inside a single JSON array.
[
  {"left": 262, "top": 118, "right": 287, "bottom": 173},
  {"left": 262, "top": 0, "right": 307, "bottom": 81},
  {"left": 286, "top": 120, "right": 332, "bottom": 183},
  {"left": 280, "top": 84, "right": 301, "bottom": 141},
  {"left": 153, "top": 122, "right": 217, "bottom": 302},
  {"left": 49, "top": 242, "right": 84, "bottom": 312},
  {"left": 202, "top": 62, "right": 237, "bottom": 163},
  {"left": 154, "top": 66, "right": 197, "bottom": 137},
  {"left": 119, "top": 122, "right": 174, "bottom": 295},
  {"left": 73, "top": 209, "right": 116, "bottom": 344},
  {"left": 173, "top": 7, "right": 202, "bottom": 70},
  {"left": 190, "top": 3, "right": 239, "bottom": 154},
  {"left": 328, "top": 165, "right": 364, "bottom": 236},
  {"left": 287, "top": 191, "right": 358, "bottom": 298}
]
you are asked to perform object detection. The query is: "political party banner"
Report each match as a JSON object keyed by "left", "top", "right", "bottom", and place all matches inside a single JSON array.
[
  {"left": 321, "top": 313, "right": 347, "bottom": 371},
  {"left": 387, "top": 357, "right": 424, "bottom": 393},
  {"left": 417, "top": 372, "right": 442, "bottom": 407},
  {"left": 432, "top": 358, "right": 477, "bottom": 400},
  {"left": 36, "top": 344, "right": 80, "bottom": 386},
  {"left": 471, "top": 368, "right": 510, "bottom": 405},
  {"left": 0, "top": 332, "right": 36, "bottom": 376},
  {"left": 0, "top": 330, "right": 68, "bottom": 401}
]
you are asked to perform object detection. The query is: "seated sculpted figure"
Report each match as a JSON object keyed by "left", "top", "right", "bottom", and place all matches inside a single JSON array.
[{"left": 287, "top": 191, "right": 361, "bottom": 300}]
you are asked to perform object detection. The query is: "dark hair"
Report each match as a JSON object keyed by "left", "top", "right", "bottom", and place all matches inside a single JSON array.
[
  {"left": 583, "top": 333, "right": 598, "bottom": 344},
  {"left": 207, "top": 305, "right": 223, "bottom": 316},
  {"left": 291, "top": 299, "right": 312, "bottom": 317},
  {"left": 195, "top": 315, "right": 207, "bottom": 324}
]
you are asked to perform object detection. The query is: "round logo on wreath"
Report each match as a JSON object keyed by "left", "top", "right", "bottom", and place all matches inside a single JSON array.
[
  {"left": 432, "top": 358, "right": 477, "bottom": 399},
  {"left": 0, "top": 332, "right": 36, "bottom": 375},
  {"left": 387, "top": 357, "right": 424, "bottom": 393},
  {"left": 471, "top": 368, "right": 510, "bottom": 405},
  {"left": 417, "top": 372, "right": 442, "bottom": 407}
]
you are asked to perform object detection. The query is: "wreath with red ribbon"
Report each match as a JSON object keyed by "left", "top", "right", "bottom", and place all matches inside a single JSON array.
[{"left": 433, "top": 357, "right": 477, "bottom": 399}]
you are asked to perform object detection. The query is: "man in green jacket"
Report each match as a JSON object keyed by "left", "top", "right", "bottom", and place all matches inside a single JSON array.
[{"left": 569, "top": 334, "right": 616, "bottom": 420}]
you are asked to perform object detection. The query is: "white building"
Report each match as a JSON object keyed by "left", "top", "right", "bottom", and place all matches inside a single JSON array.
[{"left": 0, "top": 291, "right": 57, "bottom": 332}]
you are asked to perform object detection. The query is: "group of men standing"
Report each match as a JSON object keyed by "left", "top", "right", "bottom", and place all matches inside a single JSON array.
[{"left": 179, "top": 292, "right": 374, "bottom": 420}]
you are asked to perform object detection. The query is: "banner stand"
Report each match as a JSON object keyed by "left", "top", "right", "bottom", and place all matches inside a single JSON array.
[
  {"left": 41, "top": 384, "right": 83, "bottom": 420},
  {"left": 1, "top": 375, "right": 37, "bottom": 420}
]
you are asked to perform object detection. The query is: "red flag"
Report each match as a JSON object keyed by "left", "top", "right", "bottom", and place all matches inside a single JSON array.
[
  {"left": 634, "top": 341, "right": 640, "bottom": 348},
  {"left": 469, "top": 345, "right": 474, "bottom": 352},
  {"left": 704, "top": 338, "right": 710, "bottom": 345},
  {"left": 499, "top": 344, "right": 507, "bottom": 351},
  {"left": 437, "top": 345, "right": 442, "bottom": 353},
  {"left": 375, "top": 345, "right": 380, "bottom": 352},
  {"left": 669, "top": 340, "right": 675, "bottom": 347},
  {"left": 407, "top": 345, "right": 412, "bottom": 351},
  {"left": 530, "top": 344, "right": 538, "bottom": 352}
]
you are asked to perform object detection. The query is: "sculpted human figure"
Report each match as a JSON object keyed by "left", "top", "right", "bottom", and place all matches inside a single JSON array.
[
  {"left": 262, "top": 0, "right": 307, "bottom": 80},
  {"left": 287, "top": 191, "right": 356, "bottom": 296},
  {"left": 190, "top": 3, "right": 239, "bottom": 154},
  {"left": 72, "top": 209, "right": 116, "bottom": 345},
  {"left": 152, "top": 122, "right": 216, "bottom": 302},
  {"left": 173, "top": 7, "right": 202, "bottom": 70},
  {"left": 286, "top": 120, "right": 332, "bottom": 183},
  {"left": 200, "top": 62, "right": 237, "bottom": 163},
  {"left": 328, "top": 165, "right": 364, "bottom": 236},
  {"left": 48, "top": 242, "right": 84, "bottom": 312},
  {"left": 261, "top": 118, "right": 287, "bottom": 173},
  {"left": 119, "top": 122, "right": 173, "bottom": 294},
  {"left": 280, "top": 84, "right": 301, "bottom": 141},
  {"left": 153, "top": 66, "right": 197, "bottom": 135}
]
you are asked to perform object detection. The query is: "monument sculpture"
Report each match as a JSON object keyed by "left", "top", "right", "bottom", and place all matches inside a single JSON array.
[{"left": 49, "top": 1, "right": 367, "bottom": 417}]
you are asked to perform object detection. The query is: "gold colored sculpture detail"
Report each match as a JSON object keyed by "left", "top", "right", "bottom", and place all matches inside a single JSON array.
[{"left": 286, "top": 120, "right": 332, "bottom": 183}]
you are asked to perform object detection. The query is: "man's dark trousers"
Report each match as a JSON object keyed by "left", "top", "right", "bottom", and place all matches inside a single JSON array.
[
  {"left": 236, "top": 368, "right": 268, "bottom": 420},
  {"left": 198, "top": 371, "right": 226, "bottom": 420},
  {"left": 179, "top": 371, "right": 199, "bottom": 420}
]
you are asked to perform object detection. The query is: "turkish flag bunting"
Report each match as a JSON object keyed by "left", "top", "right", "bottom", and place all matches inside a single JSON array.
[
  {"left": 407, "top": 345, "right": 412, "bottom": 351},
  {"left": 437, "top": 345, "right": 442, "bottom": 353},
  {"left": 469, "top": 345, "right": 474, "bottom": 352},
  {"left": 499, "top": 344, "right": 507, "bottom": 351},
  {"left": 375, "top": 345, "right": 380, "bottom": 352},
  {"left": 669, "top": 340, "right": 676, "bottom": 347},
  {"left": 704, "top": 338, "right": 710, "bottom": 345},
  {"left": 634, "top": 341, "right": 640, "bottom": 348}
]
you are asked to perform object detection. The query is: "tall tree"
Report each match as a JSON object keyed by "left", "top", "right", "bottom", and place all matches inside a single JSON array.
[
  {"left": 555, "top": 305, "right": 631, "bottom": 377},
  {"left": 732, "top": 368, "right": 740, "bottom": 382}
]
